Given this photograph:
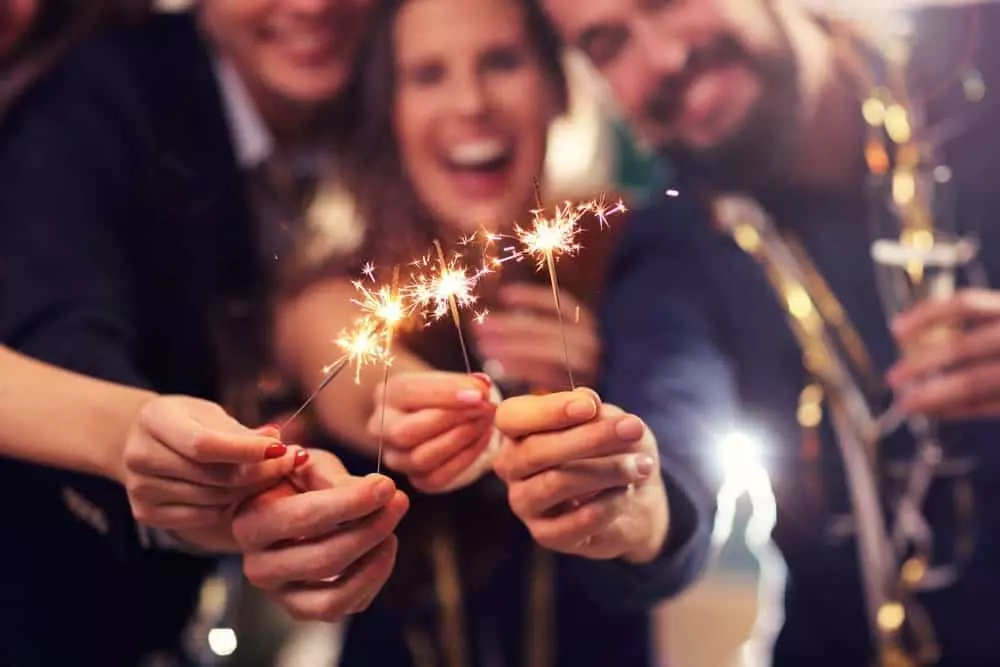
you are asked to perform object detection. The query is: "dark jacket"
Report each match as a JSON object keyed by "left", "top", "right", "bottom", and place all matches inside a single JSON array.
[
  {"left": 0, "top": 13, "right": 263, "bottom": 665},
  {"left": 601, "top": 4, "right": 1000, "bottom": 665}
]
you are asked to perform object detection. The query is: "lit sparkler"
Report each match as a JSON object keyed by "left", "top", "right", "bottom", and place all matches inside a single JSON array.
[
  {"left": 503, "top": 189, "right": 627, "bottom": 389},
  {"left": 336, "top": 317, "right": 386, "bottom": 384},
  {"left": 355, "top": 265, "right": 406, "bottom": 474},
  {"left": 280, "top": 354, "right": 350, "bottom": 435},
  {"left": 406, "top": 240, "right": 490, "bottom": 373}
]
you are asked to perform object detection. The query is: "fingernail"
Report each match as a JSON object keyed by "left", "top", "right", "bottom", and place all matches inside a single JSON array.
[
  {"left": 264, "top": 423, "right": 281, "bottom": 431},
  {"left": 566, "top": 398, "right": 597, "bottom": 420},
  {"left": 457, "top": 389, "right": 484, "bottom": 404},
  {"left": 372, "top": 477, "right": 395, "bottom": 503},
  {"left": 615, "top": 416, "right": 645, "bottom": 441},
  {"left": 264, "top": 442, "right": 288, "bottom": 459},
  {"left": 294, "top": 448, "right": 310, "bottom": 466},
  {"left": 472, "top": 372, "right": 493, "bottom": 390},
  {"left": 627, "top": 454, "right": 655, "bottom": 479}
]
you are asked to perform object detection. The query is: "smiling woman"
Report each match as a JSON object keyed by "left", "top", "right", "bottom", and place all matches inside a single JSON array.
[{"left": 199, "top": 0, "right": 375, "bottom": 137}]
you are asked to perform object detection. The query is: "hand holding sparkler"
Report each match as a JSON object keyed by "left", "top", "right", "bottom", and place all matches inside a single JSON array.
[
  {"left": 492, "top": 389, "right": 668, "bottom": 564},
  {"left": 121, "top": 395, "right": 308, "bottom": 551},
  {"left": 233, "top": 449, "right": 408, "bottom": 621},
  {"left": 368, "top": 370, "right": 499, "bottom": 494}
]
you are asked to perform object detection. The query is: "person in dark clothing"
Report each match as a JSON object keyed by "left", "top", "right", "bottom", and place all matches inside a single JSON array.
[
  {"left": 0, "top": 4, "right": 408, "bottom": 663},
  {"left": 272, "top": 0, "right": 711, "bottom": 664},
  {"left": 536, "top": 0, "right": 1000, "bottom": 664}
]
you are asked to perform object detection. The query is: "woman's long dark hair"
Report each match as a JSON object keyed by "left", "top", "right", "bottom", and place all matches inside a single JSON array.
[
  {"left": 332, "top": 0, "right": 573, "bottom": 624},
  {"left": 339, "top": 0, "right": 568, "bottom": 270},
  {"left": 0, "top": 0, "right": 149, "bottom": 119}
]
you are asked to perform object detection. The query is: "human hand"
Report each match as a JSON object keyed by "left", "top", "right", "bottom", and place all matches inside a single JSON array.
[
  {"left": 122, "top": 396, "right": 307, "bottom": 531},
  {"left": 233, "top": 450, "right": 408, "bottom": 621},
  {"left": 888, "top": 288, "right": 1000, "bottom": 419},
  {"left": 493, "top": 389, "right": 668, "bottom": 564},
  {"left": 474, "top": 283, "right": 599, "bottom": 391},
  {"left": 370, "top": 371, "right": 498, "bottom": 493}
]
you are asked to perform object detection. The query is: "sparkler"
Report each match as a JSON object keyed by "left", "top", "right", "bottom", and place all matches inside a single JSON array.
[
  {"left": 406, "top": 240, "right": 489, "bottom": 373},
  {"left": 505, "top": 183, "right": 627, "bottom": 389},
  {"left": 355, "top": 265, "right": 405, "bottom": 474},
  {"left": 336, "top": 317, "right": 387, "bottom": 384},
  {"left": 279, "top": 354, "right": 350, "bottom": 435},
  {"left": 279, "top": 315, "right": 388, "bottom": 438}
]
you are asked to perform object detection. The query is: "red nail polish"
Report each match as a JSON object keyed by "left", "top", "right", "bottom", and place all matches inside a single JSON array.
[
  {"left": 264, "top": 443, "right": 287, "bottom": 459},
  {"left": 294, "top": 449, "right": 310, "bottom": 466}
]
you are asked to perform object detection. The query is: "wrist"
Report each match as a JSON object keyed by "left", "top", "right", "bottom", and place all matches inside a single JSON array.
[{"left": 104, "top": 390, "right": 158, "bottom": 484}]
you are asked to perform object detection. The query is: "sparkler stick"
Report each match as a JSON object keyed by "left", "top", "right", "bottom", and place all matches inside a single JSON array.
[
  {"left": 434, "top": 239, "right": 474, "bottom": 374},
  {"left": 545, "top": 243, "right": 575, "bottom": 389},
  {"left": 279, "top": 354, "right": 350, "bottom": 434},
  {"left": 374, "top": 265, "right": 402, "bottom": 474},
  {"left": 521, "top": 179, "right": 581, "bottom": 389}
]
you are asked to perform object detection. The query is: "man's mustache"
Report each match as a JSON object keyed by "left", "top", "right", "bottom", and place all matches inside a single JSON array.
[{"left": 643, "top": 34, "right": 754, "bottom": 129}]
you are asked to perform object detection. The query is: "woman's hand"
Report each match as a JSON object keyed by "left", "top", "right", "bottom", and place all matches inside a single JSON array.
[
  {"left": 371, "top": 371, "right": 498, "bottom": 493},
  {"left": 493, "top": 389, "right": 668, "bottom": 564},
  {"left": 122, "top": 396, "right": 306, "bottom": 531}
]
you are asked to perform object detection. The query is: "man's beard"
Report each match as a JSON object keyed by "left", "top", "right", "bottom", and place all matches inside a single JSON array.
[{"left": 649, "top": 21, "right": 802, "bottom": 191}]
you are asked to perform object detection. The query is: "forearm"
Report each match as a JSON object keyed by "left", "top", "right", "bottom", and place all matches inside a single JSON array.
[
  {"left": 276, "top": 278, "right": 432, "bottom": 456},
  {"left": 0, "top": 347, "right": 154, "bottom": 481}
]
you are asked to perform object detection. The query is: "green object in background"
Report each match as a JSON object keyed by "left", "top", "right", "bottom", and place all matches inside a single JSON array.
[{"left": 611, "top": 119, "right": 671, "bottom": 205}]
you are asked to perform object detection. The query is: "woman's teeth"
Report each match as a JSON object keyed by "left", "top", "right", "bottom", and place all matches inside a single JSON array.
[{"left": 447, "top": 139, "right": 509, "bottom": 168}]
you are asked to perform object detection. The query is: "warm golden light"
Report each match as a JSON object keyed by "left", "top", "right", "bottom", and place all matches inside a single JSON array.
[
  {"left": 877, "top": 602, "right": 907, "bottom": 633},
  {"left": 335, "top": 318, "right": 385, "bottom": 383}
]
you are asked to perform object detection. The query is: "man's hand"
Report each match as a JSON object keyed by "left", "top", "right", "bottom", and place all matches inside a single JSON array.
[
  {"left": 888, "top": 288, "right": 1000, "bottom": 419},
  {"left": 122, "top": 396, "right": 305, "bottom": 533},
  {"left": 475, "top": 284, "right": 599, "bottom": 391},
  {"left": 493, "top": 389, "right": 668, "bottom": 564},
  {"left": 233, "top": 450, "right": 408, "bottom": 622},
  {"left": 370, "top": 371, "right": 498, "bottom": 493}
]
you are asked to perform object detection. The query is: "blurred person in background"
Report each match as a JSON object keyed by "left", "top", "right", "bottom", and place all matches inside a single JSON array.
[
  {"left": 274, "top": 0, "right": 707, "bottom": 664},
  {"left": 0, "top": 1, "right": 410, "bottom": 663},
  {"left": 0, "top": 0, "right": 147, "bottom": 118},
  {"left": 536, "top": 0, "right": 1000, "bottom": 664}
]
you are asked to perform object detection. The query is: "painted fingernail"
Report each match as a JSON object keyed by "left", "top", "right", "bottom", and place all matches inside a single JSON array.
[
  {"left": 264, "top": 442, "right": 288, "bottom": 459},
  {"left": 472, "top": 372, "right": 493, "bottom": 390},
  {"left": 294, "top": 448, "right": 310, "bottom": 466},
  {"left": 372, "top": 477, "right": 395, "bottom": 503},
  {"left": 457, "top": 389, "right": 484, "bottom": 404},
  {"left": 566, "top": 398, "right": 597, "bottom": 420},
  {"left": 625, "top": 454, "right": 655, "bottom": 479},
  {"left": 615, "top": 416, "right": 645, "bottom": 441}
]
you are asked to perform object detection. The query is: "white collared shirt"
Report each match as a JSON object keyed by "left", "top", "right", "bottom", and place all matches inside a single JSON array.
[{"left": 214, "top": 57, "right": 274, "bottom": 170}]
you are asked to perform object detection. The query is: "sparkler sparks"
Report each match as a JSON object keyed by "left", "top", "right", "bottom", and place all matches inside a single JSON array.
[
  {"left": 336, "top": 317, "right": 386, "bottom": 384},
  {"left": 405, "top": 241, "right": 491, "bottom": 373},
  {"left": 357, "top": 266, "right": 408, "bottom": 474},
  {"left": 502, "top": 196, "right": 628, "bottom": 389}
]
